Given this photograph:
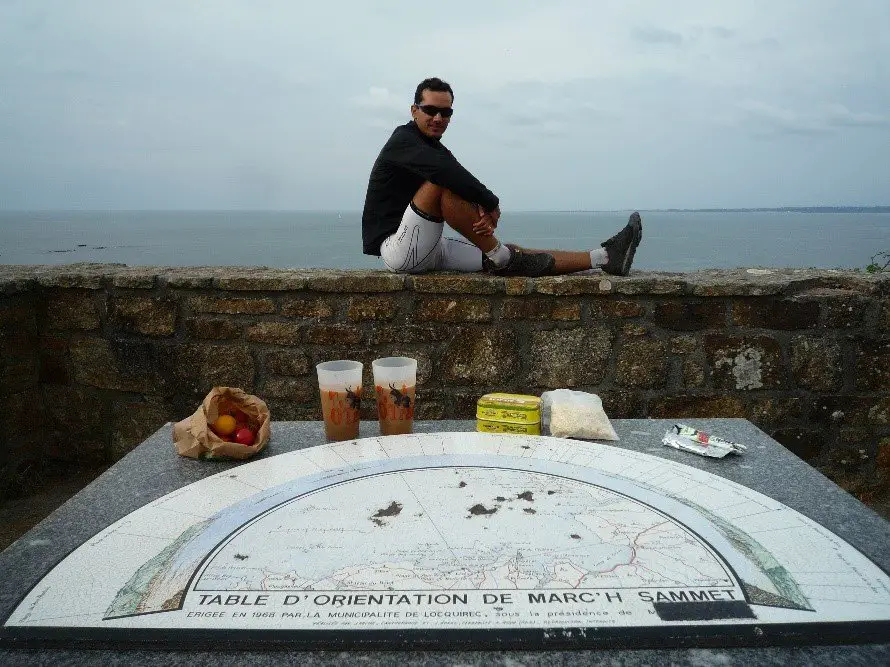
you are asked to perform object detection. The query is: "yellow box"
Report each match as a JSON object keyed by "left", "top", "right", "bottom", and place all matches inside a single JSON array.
[
  {"left": 476, "top": 393, "right": 541, "bottom": 425},
  {"left": 476, "top": 419, "right": 541, "bottom": 436}
]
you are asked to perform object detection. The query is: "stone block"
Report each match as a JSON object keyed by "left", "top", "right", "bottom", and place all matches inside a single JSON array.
[
  {"left": 869, "top": 398, "right": 890, "bottom": 425},
  {"left": 0, "top": 388, "right": 44, "bottom": 461},
  {"left": 502, "top": 298, "right": 580, "bottom": 321},
  {"left": 264, "top": 399, "right": 320, "bottom": 421},
  {"left": 309, "top": 274, "right": 404, "bottom": 292},
  {"left": 615, "top": 336, "right": 668, "bottom": 388},
  {"left": 825, "top": 429, "right": 878, "bottom": 473},
  {"left": 265, "top": 350, "right": 311, "bottom": 377},
  {"left": 441, "top": 328, "right": 517, "bottom": 384},
  {"left": 368, "top": 324, "right": 453, "bottom": 345},
  {"left": 261, "top": 377, "right": 316, "bottom": 402},
  {"left": 414, "top": 297, "right": 490, "bottom": 323},
  {"left": 41, "top": 385, "right": 111, "bottom": 462},
  {"left": 112, "top": 296, "right": 176, "bottom": 336},
  {"left": 588, "top": 299, "right": 644, "bottom": 319},
  {"left": 877, "top": 440, "right": 890, "bottom": 472},
  {"left": 801, "top": 289, "right": 872, "bottom": 328},
  {"left": 789, "top": 336, "right": 842, "bottom": 391},
  {"left": 163, "top": 269, "right": 218, "bottom": 289},
  {"left": 159, "top": 343, "right": 255, "bottom": 394},
  {"left": 281, "top": 298, "right": 335, "bottom": 319},
  {"left": 704, "top": 334, "right": 785, "bottom": 390},
  {"left": 0, "top": 299, "right": 37, "bottom": 334},
  {"left": 415, "top": 398, "right": 445, "bottom": 420},
  {"left": 45, "top": 291, "right": 101, "bottom": 331},
  {"left": 70, "top": 338, "right": 161, "bottom": 393},
  {"left": 682, "top": 360, "right": 706, "bottom": 388},
  {"left": 215, "top": 271, "right": 308, "bottom": 291},
  {"left": 36, "top": 269, "right": 105, "bottom": 289},
  {"left": 447, "top": 390, "right": 486, "bottom": 419},
  {"left": 0, "top": 276, "right": 37, "bottom": 296},
  {"left": 505, "top": 278, "right": 533, "bottom": 295},
  {"left": 534, "top": 277, "right": 604, "bottom": 296},
  {"left": 622, "top": 324, "right": 648, "bottom": 336},
  {"left": 750, "top": 398, "right": 803, "bottom": 428},
  {"left": 185, "top": 317, "right": 242, "bottom": 340},
  {"left": 305, "top": 324, "right": 363, "bottom": 347},
  {"left": 613, "top": 276, "right": 687, "bottom": 296},
  {"left": 731, "top": 299, "right": 820, "bottom": 330},
  {"left": 0, "top": 348, "right": 38, "bottom": 396},
  {"left": 853, "top": 337, "right": 890, "bottom": 390},
  {"left": 38, "top": 336, "right": 69, "bottom": 385},
  {"left": 653, "top": 301, "right": 725, "bottom": 331},
  {"left": 110, "top": 397, "right": 169, "bottom": 461},
  {"left": 649, "top": 395, "right": 747, "bottom": 419},
  {"left": 245, "top": 322, "right": 303, "bottom": 346},
  {"left": 598, "top": 390, "right": 645, "bottom": 418},
  {"left": 111, "top": 270, "right": 157, "bottom": 288},
  {"left": 526, "top": 328, "right": 612, "bottom": 387},
  {"left": 808, "top": 396, "right": 875, "bottom": 427},
  {"left": 670, "top": 336, "right": 698, "bottom": 354},
  {"left": 188, "top": 296, "right": 276, "bottom": 315},
  {"left": 347, "top": 297, "right": 400, "bottom": 322},
  {"left": 771, "top": 428, "right": 824, "bottom": 461},
  {"left": 411, "top": 275, "right": 502, "bottom": 294}
]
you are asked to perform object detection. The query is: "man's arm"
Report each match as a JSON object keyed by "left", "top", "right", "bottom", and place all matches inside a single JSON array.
[{"left": 385, "top": 129, "right": 499, "bottom": 212}]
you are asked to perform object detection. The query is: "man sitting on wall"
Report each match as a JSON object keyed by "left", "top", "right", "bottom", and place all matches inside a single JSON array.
[{"left": 361, "top": 76, "right": 643, "bottom": 277}]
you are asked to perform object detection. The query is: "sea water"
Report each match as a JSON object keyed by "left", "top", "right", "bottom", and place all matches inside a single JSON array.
[{"left": 1, "top": 210, "right": 888, "bottom": 272}]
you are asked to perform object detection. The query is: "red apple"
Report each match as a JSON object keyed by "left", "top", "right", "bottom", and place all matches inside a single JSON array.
[{"left": 234, "top": 427, "right": 255, "bottom": 446}]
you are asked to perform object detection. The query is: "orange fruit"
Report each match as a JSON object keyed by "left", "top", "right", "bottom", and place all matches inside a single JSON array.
[{"left": 212, "top": 414, "right": 237, "bottom": 436}]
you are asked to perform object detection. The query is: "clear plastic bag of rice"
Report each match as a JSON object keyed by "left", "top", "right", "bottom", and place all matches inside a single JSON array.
[{"left": 540, "top": 389, "right": 619, "bottom": 441}]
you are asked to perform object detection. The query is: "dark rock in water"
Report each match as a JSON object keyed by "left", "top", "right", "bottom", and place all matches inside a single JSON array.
[
  {"left": 48, "top": 249, "right": 74, "bottom": 253},
  {"left": 77, "top": 244, "right": 87, "bottom": 247},
  {"left": 92, "top": 246, "right": 107, "bottom": 250}
]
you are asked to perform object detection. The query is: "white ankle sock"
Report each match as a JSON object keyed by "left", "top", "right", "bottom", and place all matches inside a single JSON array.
[
  {"left": 590, "top": 247, "right": 608, "bottom": 266},
  {"left": 485, "top": 243, "right": 511, "bottom": 268}
]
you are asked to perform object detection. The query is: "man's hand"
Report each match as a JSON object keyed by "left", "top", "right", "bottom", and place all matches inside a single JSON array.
[{"left": 473, "top": 205, "right": 500, "bottom": 236}]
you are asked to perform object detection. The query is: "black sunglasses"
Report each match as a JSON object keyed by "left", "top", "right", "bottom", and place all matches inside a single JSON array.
[{"left": 416, "top": 104, "right": 454, "bottom": 118}]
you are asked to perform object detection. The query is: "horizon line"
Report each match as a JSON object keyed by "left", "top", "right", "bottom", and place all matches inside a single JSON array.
[{"left": 1, "top": 205, "right": 889, "bottom": 214}]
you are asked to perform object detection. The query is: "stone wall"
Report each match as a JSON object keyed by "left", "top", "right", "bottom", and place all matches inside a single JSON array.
[{"left": 2, "top": 263, "right": 889, "bottom": 511}]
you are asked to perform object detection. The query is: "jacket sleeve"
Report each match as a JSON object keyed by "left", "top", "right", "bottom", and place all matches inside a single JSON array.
[{"left": 384, "top": 128, "right": 499, "bottom": 212}]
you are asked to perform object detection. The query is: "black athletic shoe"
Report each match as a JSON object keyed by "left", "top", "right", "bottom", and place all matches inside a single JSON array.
[
  {"left": 601, "top": 212, "right": 643, "bottom": 276},
  {"left": 483, "top": 245, "right": 555, "bottom": 277}
]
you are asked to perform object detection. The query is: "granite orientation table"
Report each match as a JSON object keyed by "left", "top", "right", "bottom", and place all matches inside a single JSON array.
[{"left": 1, "top": 418, "right": 888, "bottom": 666}]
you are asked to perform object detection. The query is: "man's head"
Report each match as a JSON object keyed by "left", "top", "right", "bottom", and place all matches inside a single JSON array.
[{"left": 411, "top": 77, "right": 454, "bottom": 139}]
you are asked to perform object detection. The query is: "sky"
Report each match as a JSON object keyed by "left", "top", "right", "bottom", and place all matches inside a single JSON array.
[{"left": 1, "top": 0, "right": 888, "bottom": 211}]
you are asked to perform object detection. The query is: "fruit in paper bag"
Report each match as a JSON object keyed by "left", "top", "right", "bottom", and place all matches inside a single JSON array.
[
  {"left": 211, "top": 414, "right": 237, "bottom": 436},
  {"left": 234, "top": 427, "right": 255, "bottom": 446}
]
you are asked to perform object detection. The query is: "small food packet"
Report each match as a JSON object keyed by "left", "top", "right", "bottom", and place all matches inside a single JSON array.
[
  {"left": 540, "top": 389, "right": 619, "bottom": 441},
  {"left": 662, "top": 423, "right": 746, "bottom": 458}
]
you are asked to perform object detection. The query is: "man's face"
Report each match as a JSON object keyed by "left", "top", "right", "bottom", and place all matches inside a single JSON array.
[{"left": 411, "top": 89, "right": 453, "bottom": 139}]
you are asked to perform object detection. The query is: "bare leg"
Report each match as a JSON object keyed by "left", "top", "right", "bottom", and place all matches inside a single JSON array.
[
  {"left": 415, "top": 183, "right": 589, "bottom": 272},
  {"left": 411, "top": 182, "right": 642, "bottom": 276},
  {"left": 508, "top": 245, "right": 592, "bottom": 273},
  {"left": 412, "top": 182, "right": 499, "bottom": 253}
]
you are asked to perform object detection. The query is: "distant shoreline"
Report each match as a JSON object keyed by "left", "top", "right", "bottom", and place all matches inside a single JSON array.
[
  {"left": 549, "top": 206, "right": 890, "bottom": 214},
  {"left": 647, "top": 206, "right": 890, "bottom": 214}
]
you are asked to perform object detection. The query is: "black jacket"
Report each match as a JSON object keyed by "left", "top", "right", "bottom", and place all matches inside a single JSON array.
[{"left": 361, "top": 121, "right": 499, "bottom": 255}]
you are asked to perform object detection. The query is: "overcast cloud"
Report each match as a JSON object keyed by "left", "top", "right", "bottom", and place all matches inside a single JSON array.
[{"left": 1, "top": 0, "right": 888, "bottom": 210}]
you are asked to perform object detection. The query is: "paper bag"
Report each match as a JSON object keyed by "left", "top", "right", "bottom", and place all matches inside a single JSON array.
[{"left": 173, "top": 386, "right": 271, "bottom": 460}]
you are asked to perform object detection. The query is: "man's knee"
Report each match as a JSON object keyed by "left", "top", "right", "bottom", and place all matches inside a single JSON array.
[{"left": 412, "top": 181, "right": 446, "bottom": 217}]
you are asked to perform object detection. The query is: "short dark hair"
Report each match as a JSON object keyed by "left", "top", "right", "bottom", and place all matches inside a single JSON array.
[{"left": 414, "top": 77, "right": 454, "bottom": 104}]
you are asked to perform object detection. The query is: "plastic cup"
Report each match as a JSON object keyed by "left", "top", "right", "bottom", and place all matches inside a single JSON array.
[
  {"left": 372, "top": 357, "right": 417, "bottom": 436},
  {"left": 316, "top": 360, "right": 363, "bottom": 442}
]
